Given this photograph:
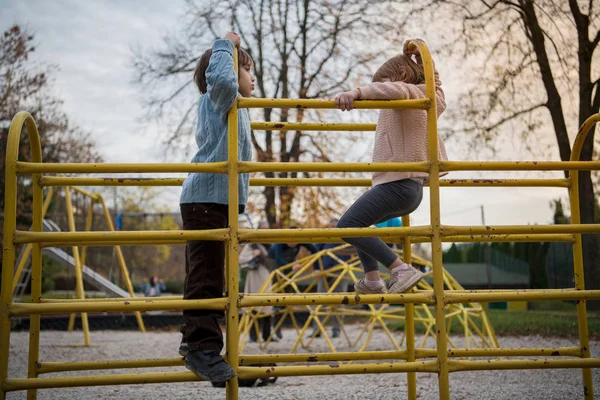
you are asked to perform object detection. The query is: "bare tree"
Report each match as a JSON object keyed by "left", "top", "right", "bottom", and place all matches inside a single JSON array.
[
  {"left": 0, "top": 25, "right": 103, "bottom": 267},
  {"left": 132, "top": 0, "right": 402, "bottom": 227},
  {"left": 395, "top": 1, "right": 600, "bottom": 297}
]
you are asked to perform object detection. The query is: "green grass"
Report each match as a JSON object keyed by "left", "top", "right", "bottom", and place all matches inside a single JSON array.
[{"left": 388, "top": 308, "right": 600, "bottom": 339}]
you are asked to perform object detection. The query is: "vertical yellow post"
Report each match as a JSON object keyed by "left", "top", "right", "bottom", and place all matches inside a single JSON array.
[
  {"left": 402, "top": 215, "right": 417, "bottom": 400},
  {"left": 80, "top": 196, "right": 95, "bottom": 266},
  {"left": 26, "top": 146, "right": 44, "bottom": 400},
  {"left": 65, "top": 187, "right": 91, "bottom": 346},
  {"left": 568, "top": 114, "right": 599, "bottom": 399},
  {"left": 226, "top": 49, "right": 240, "bottom": 400},
  {"left": 98, "top": 197, "right": 146, "bottom": 332},
  {"left": 1, "top": 112, "right": 43, "bottom": 400},
  {"left": 413, "top": 40, "right": 449, "bottom": 399}
]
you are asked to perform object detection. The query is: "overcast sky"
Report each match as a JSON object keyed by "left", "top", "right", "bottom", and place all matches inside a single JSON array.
[{"left": 1, "top": 0, "right": 569, "bottom": 228}]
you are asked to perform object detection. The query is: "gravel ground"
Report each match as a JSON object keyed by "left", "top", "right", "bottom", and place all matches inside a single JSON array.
[{"left": 6, "top": 326, "right": 600, "bottom": 400}]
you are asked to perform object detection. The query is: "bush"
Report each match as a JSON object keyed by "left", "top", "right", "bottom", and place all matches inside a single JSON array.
[{"left": 164, "top": 280, "right": 184, "bottom": 294}]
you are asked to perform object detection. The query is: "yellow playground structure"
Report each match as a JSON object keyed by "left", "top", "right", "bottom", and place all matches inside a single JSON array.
[
  {"left": 1, "top": 40, "right": 600, "bottom": 400},
  {"left": 238, "top": 244, "right": 498, "bottom": 355}
]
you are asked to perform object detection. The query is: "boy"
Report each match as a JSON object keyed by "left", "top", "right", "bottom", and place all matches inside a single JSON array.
[{"left": 179, "top": 32, "right": 254, "bottom": 382}]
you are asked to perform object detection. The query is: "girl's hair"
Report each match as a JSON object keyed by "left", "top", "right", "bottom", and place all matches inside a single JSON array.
[
  {"left": 372, "top": 54, "right": 424, "bottom": 85},
  {"left": 194, "top": 47, "right": 253, "bottom": 94}
]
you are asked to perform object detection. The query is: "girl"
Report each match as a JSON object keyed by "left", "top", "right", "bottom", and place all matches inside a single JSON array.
[{"left": 335, "top": 39, "right": 447, "bottom": 295}]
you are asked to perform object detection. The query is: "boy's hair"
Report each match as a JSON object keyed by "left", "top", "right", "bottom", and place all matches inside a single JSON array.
[
  {"left": 194, "top": 47, "right": 253, "bottom": 94},
  {"left": 372, "top": 54, "right": 424, "bottom": 85}
]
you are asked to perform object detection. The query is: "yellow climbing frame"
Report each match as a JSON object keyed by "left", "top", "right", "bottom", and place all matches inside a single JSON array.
[{"left": 1, "top": 40, "right": 600, "bottom": 400}]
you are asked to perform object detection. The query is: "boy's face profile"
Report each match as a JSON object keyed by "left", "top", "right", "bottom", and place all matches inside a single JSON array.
[{"left": 238, "top": 63, "right": 255, "bottom": 97}]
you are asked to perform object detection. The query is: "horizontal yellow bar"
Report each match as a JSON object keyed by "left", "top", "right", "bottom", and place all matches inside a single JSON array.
[
  {"left": 239, "top": 226, "right": 431, "bottom": 241},
  {"left": 36, "top": 345, "right": 583, "bottom": 375},
  {"left": 239, "top": 292, "right": 435, "bottom": 306},
  {"left": 444, "top": 347, "right": 581, "bottom": 358},
  {"left": 40, "top": 177, "right": 570, "bottom": 188},
  {"left": 40, "top": 240, "right": 187, "bottom": 247},
  {"left": 436, "top": 234, "right": 575, "bottom": 243},
  {"left": 14, "top": 229, "right": 229, "bottom": 245},
  {"left": 252, "top": 178, "right": 372, "bottom": 187},
  {"left": 9, "top": 297, "right": 228, "bottom": 316},
  {"left": 442, "top": 224, "right": 600, "bottom": 236},
  {"left": 238, "top": 161, "right": 430, "bottom": 173},
  {"left": 445, "top": 289, "right": 600, "bottom": 304},
  {"left": 3, "top": 371, "right": 201, "bottom": 391},
  {"left": 40, "top": 177, "right": 185, "bottom": 187},
  {"left": 238, "top": 97, "right": 430, "bottom": 110},
  {"left": 17, "top": 161, "right": 227, "bottom": 175},
  {"left": 448, "top": 358, "right": 600, "bottom": 373},
  {"left": 38, "top": 358, "right": 184, "bottom": 374},
  {"left": 441, "top": 160, "right": 600, "bottom": 172},
  {"left": 238, "top": 360, "right": 439, "bottom": 379},
  {"left": 251, "top": 122, "right": 377, "bottom": 131},
  {"left": 440, "top": 178, "right": 570, "bottom": 188},
  {"left": 40, "top": 295, "right": 183, "bottom": 303}
]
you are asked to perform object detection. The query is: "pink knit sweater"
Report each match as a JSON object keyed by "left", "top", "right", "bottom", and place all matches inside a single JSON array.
[{"left": 357, "top": 71, "right": 447, "bottom": 186}]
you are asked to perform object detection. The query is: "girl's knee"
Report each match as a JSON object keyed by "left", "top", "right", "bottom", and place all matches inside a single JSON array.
[{"left": 337, "top": 216, "right": 355, "bottom": 229}]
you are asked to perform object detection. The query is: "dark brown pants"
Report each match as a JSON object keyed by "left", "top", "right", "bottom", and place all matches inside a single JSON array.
[{"left": 181, "top": 202, "right": 230, "bottom": 352}]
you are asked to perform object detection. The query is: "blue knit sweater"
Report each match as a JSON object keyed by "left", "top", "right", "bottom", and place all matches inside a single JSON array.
[{"left": 180, "top": 40, "right": 252, "bottom": 208}]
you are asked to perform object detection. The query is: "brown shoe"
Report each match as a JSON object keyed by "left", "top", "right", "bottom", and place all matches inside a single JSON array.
[{"left": 388, "top": 266, "right": 424, "bottom": 294}]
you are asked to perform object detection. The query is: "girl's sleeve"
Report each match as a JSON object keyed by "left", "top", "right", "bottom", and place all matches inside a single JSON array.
[{"left": 206, "top": 40, "right": 239, "bottom": 118}]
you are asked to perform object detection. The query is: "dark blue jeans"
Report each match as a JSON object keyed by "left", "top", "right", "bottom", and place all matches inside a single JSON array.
[{"left": 337, "top": 179, "right": 423, "bottom": 273}]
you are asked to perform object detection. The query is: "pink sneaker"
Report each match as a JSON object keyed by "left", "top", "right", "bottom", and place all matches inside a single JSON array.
[
  {"left": 354, "top": 278, "right": 387, "bottom": 294},
  {"left": 388, "top": 266, "right": 424, "bottom": 294}
]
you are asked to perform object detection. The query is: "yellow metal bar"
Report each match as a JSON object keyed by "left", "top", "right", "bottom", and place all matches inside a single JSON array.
[
  {"left": 569, "top": 113, "right": 599, "bottom": 399},
  {"left": 447, "top": 358, "right": 600, "bottom": 372},
  {"left": 36, "top": 345, "right": 582, "bottom": 375},
  {"left": 238, "top": 97, "right": 430, "bottom": 110},
  {"left": 442, "top": 224, "right": 600, "bottom": 236},
  {"left": 444, "top": 289, "right": 600, "bottom": 304},
  {"left": 440, "top": 160, "right": 600, "bottom": 172},
  {"left": 79, "top": 196, "right": 95, "bottom": 267},
  {"left": 98, "top": 197, "right": 146, "bottom": 332},
  {"left": 412, "top": 38, "right": 450, "bottom": 400},
  {"left": 239, "top": 292, "right": 434, "bottom": 307},
  {"left": 14, "top": 229, "right": 229, "bottom": 245},
  {"left": 4, "top": 372, "right": 202, "bottom": 391},
  {"left": 40, "top": 295, "right": 183, "bottom": 303},
  {"left": 9, "top": 298, "right": 228, "bottom": 316},
  {"left": 65, "top": 187, "right": 91, "bottom": 346},
  {"left": 239, "top": 226, "right": 432, "bottom": 241},
  {"left": 40, "top": 176, "right": 570, "bottom": 188},
  {"left": 251, "top": 121, "right": 377, "bottom": 131},
  {"left": 70, "top": 185, "right": 100, "bottom": 200},
  {"left": 40, "top": 177, "right": 186, "bottom": 187},
  {"left": 402, "top": 215, "right": 417, "bottom": 400},
  {"left": 27, "top": 127, "right": 45, "bottom": 400},
  {"left": 439, "top": 178, "right": 570, "bottom": 187},
  {"left": 38, "top": 359, "right": 184, "bottom": 374},
  {"left": 239, "top": 161, "right": 430, "bottom": 173},
  {"left": 1, "top": 112, "right": 44, "bottom": 400},
  {"left": 226, "top": 50, "right": 240, "bottom": 400},
  {"left": 16, "top": 161, "right": 228, "bottom": 175}
]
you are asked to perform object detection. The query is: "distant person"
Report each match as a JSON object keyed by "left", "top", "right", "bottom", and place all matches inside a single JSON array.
[
  {"left": 376, "top": 217, "right": 403, "bottom": 249},
  {"left": 178, "top": 31, "right": 255, "bottom": 383},
  {"left": 143, "top": 276, "right": 166, "bottom": 297},
  {"left": 239, "top": 242, "right": 275, "bottom": 342},
  {"left": 335, "top": 39, "right": 447, "bottom": 295}
]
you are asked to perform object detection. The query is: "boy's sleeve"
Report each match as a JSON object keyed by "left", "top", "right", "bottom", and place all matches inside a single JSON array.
[{"left": 205, "top": 39, "right": 239, "bottom": 118}]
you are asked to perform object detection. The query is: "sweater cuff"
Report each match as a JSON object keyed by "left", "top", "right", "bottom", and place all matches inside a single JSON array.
[{"left": 213, "top": 39, "right": 234, "bottom": 54}]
